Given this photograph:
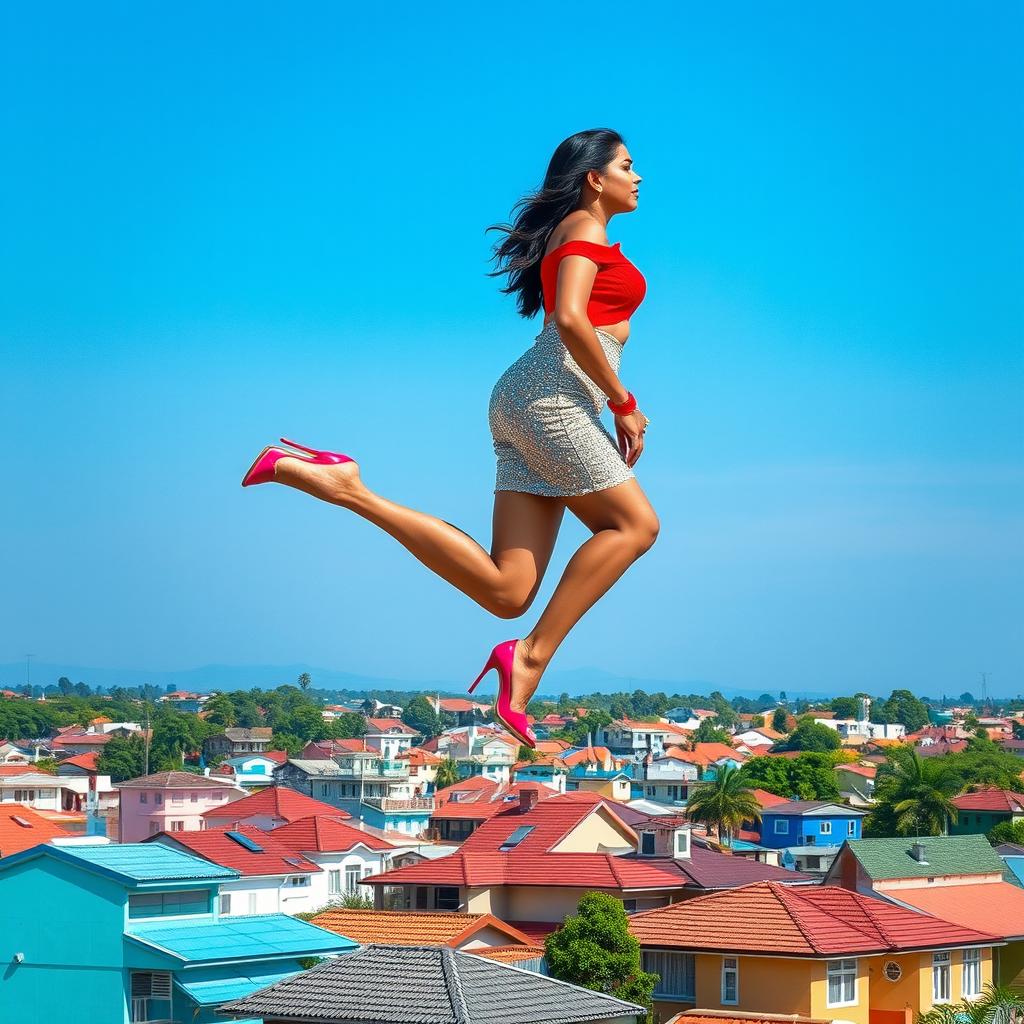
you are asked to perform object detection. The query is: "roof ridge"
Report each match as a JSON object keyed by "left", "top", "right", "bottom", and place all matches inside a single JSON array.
[
  {"left": 781, "top": 885, "right": 888, "bottom": 951},
  {"left": 767, "top": 882, "right": 832, "bottom": 954},
  {"left": 440, "top": 946, "right": 470, "bottom": 1024}
]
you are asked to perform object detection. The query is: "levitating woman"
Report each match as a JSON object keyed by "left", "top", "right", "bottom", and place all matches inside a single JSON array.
[{"left": 242, "top": 129, "right": 657, "bottom": 748}]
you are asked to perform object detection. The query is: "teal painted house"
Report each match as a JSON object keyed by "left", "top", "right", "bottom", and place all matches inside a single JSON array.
[
  {"left": 950, "top": 789, "right": 1024, "bottom": 836},
  {"left": 0, "top": 842, "right": 356, "bottom": 1024}
]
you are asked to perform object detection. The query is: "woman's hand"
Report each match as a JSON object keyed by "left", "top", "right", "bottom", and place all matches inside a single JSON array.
[{"left": 614, "top": 407, "right": 649, "bottom": 467}]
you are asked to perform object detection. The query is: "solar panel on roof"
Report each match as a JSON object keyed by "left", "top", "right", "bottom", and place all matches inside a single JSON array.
[
  {"left": 499, "top": 825, "right": 535, "bottom": 851},
  {"left": 283, "top": 857, "right": 304, "bottom": 867},
  {"left": 226, "top": 830, "right": 264, "bottom": 852}
]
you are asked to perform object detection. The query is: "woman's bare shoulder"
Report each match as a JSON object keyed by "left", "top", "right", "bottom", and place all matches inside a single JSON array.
[{"left": 546, "top": 214, "right": 609, "bottom": 252}]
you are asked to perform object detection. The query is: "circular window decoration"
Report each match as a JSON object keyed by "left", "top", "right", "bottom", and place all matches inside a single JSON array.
[{"left": 883, "top": 961, "right": 903, "bottom": 982}]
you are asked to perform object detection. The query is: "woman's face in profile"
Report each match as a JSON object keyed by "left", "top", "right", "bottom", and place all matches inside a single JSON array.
[{"left": 599, "top": 144, "right": 642, "bottom": 212}]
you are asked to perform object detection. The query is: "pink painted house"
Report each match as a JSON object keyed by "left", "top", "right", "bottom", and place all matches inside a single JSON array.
[{"left": 115, "top": 770, "right": 244, "bottom": 841}]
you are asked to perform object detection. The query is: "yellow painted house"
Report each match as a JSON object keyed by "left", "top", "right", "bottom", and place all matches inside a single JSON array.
[{"left": 630, "top": 881, "right": 1000, "bottom": 1024}]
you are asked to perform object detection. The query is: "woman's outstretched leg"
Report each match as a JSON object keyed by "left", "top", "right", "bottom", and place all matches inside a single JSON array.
[
  {"left": 508, "top": 478, "right": 660, "bottom": 711},
  {"left": 272, "top": 457, "right": 564, "bottom": 618}
]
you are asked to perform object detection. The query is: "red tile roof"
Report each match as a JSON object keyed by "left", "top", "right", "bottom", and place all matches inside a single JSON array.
[
  {"left": 435, "top": 776, "right": 501, "bottom": 805},
  {"left": 0, "top": 765, "right": 40, "bottom": 777},
  {"left": 629, "top": 881, "right": 998, "bottom": 955},
  {"left": 561, "top": 747, "right": 613, "bottom": 768},
  {"left": 436, "top": 698, "right": 485, "bottom": 713},
  {"left": 750, "top": 788, "right": 790, "bottom": 809},
  {"left": 505, "top": 920, "right": 561, "bottom": 943},
  {"left": 58, "top": 752, "right": 100, "bottom": 772},
  {"left": 837, "top": 763, "right": 878, "bottom": 779},
  {"left": 471, "top": 945, "right": 547, "bottom": 964},
  {"left": 892, "top": 881, "right": 1024, "bottom": 940},
  {"left": 155, "top": 825, "right": 321, "bottom": 876},
  {"left": 952, "top": 788, "right": 1024, "bottom": 813},
  {"left": 0, "top": 803, "right": 71, "bottom": 857},
  {"left": 52, "top": 732, "right": 114, "bottom": 747},
  {"left": 201, "top": 785, "right": 351, "bottom": 822},
  {"left": 364, "top": 718, "right": 419, "bottom": 734},
  {"left": 310, "top": 908, "right": 532, "bottom": 947},
  {"left": 272, "top": 814, "right": 395, "bottom": 853}
]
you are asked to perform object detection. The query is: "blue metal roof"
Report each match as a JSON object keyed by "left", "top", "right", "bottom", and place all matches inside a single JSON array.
[
  {"left": 174, "top": 961, "right": 306, "bottom": 1004},
  {"left": 127, "top": 913, "right": 356, "bottom": 963},
  {"left": 60, "top": 843, "right": 238, "bottom": 883}
]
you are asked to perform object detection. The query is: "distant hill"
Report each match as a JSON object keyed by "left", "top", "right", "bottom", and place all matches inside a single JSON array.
[{"left": 0, "top": 660, "right": 836, "bottom": 700}]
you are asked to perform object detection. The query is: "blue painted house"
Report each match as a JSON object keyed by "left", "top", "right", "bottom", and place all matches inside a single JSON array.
[
  {"left": 758, "top": 800, "right": 866, "bottom": 876},
  {"left": 0, "top": 842, "right": 355, "bottom": 1024}
]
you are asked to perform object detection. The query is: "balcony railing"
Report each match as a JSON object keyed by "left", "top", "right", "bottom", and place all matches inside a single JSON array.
[{"left": 362, "top": 796, "right": 434, "bottom": 813}]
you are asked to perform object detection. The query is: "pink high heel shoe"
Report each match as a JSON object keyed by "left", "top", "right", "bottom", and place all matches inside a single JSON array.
[
  {"left": 241, "top": 437, "right": 354, "bottom": 487},
  {"left": 468, "top": 639, "right": 537, "bottom": 749}
]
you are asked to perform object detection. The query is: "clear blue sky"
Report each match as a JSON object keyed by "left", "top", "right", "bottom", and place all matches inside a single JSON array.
[{"left": 2, "top": 3, "right": 1021, "bottom": 696}]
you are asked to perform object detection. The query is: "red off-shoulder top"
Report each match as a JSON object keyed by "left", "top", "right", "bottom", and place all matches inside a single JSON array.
[{"left": 541, "top": 239, "right": 647, "bottom": 326}]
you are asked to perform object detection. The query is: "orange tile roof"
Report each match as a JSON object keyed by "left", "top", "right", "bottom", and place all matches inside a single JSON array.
[
  {"left": 837, "top": 763, "right": 878, "bottom": 779},
  {"left": 693, "top": 742, "right": 747, "bottom": 763},
  {"left": 0, "top": 803, "right": 72, "bottom": 857},
  {"left": 670, "top": 1013, "right": 832, "bottom": 1024},
  {"left": 629, "top": 881, "right": 998, "bottom": 956},
  {"left": 310, "top": 908, "right": 533, "bottom": 948},
  {"left": 400, "top": 748, "right": 443, "bottom": 765},
  {"left": 893, "top": 881, "right": 1024, "bottom": 940},
  {"left": 364, "top": 718, "right": 419, "bottom": 734},
  {"left": 58, "top": 752, "right": 100, "bottom": 772},
  {"left": 750, "top": 788, "right": 790, "bottom": 809},
  {"left": 561, "top": 747, "right": 612, "bottom": 767},
  {"left": 470, "top": 944, "right": 546, "bottom": 964},
  {"left": 0, "top": 765, "right": 40, "bottom": 777}
]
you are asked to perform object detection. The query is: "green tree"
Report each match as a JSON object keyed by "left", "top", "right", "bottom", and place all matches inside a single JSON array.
[
  {"left": 917, "top": 984, "right": 1024, "bottom": 1024},
  {"left": 750, "top": 714, "right": 765, "bottom": 728},
  {"left": 545, "top": 892, "right": 657, "bottom": 1020},
  {"left": 830, "top": 697, "right": 861, "bottom": 719},
  {"left": 402, "top": 696, "right": 440, "bottom": 738},
  {"left": 772, "top": 707, "right": 789, "bottom": 733},
  {"left": 739, "top": 752, "right": 840, "bottom": 801},
  {"left": 685, "top": 764, "right": 762, "bottom": 845},
  {"left": 868, "top": 747, "right": 958, "bottom": 837},
  {"left": 57, "top": 676, "right": 73, "bottom": 697},
  {"left": 327, "top": 712, "right": 367, "bottom": 740},
  {"left": 988, "top": 820, "right": 1024, "bottom": 846},
  {"left": 203, "top": 694, "right": 237, "bottom": 728},
  {"left": 557, "top": 708, "right": 612, "bottom": 747},
  {"left": 692, "top": 718, "right": 732, "bottom": 745},
  {"left": 781, "top": 718, "right": 841, "bottom": 753},
  {"left": 877, "top": 689, "right": 930, "bottom": 733},
  {"left": 97, "top": 735, "right": 146, "bottom": 782},
  {"left": 434, "top": 757, "right": 460, "bottom": 790},
  {"left": 298, "top": 672, "right": 312, "bottom": 692}
]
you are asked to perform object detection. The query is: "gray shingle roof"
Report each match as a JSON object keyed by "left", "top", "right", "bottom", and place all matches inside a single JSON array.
[
  {"left": 759, "top": 800, "right": 866, "bottom": 817},
  {"left": 220, "top": 944, "right": 645, "bottom": 1024}
]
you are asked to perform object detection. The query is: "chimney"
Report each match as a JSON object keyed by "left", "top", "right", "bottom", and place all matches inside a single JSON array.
[
  {"left": 518, "top": 784, "right": 540, "bottom": 814},
  {"left": 911, "top": 841, "right": 928, "bottom": 864}
]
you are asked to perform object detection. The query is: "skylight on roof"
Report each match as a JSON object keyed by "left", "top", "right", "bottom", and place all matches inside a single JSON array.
[
  {"left": 499, "top": 825, "right": 535, "bottom": 852},
  {"left": 226, "top": 830, "right": 264, "bottom": 852},
  {"left": 283, "top": 856, "right": 304, "bottom": 867},
  {"left": 11, "top": 816, "right": 31, "bottom": 828}
]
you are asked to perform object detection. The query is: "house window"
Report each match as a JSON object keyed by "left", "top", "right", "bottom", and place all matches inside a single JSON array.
[
  {"left": 345, "top": 866, "right": 361, "bottom": 893},
  {"left": 827, "top": 958, "right": 858, "bottom": 1007},
  {"left": 191, "top": 792, "right": 199, "bottom": 803},
  {"left": 820, "top": 822, "right": 832, "bottom": 835},
  {"left": 130, "top": 971, "right": 172, "bottom": 1022},
  {"left": 154, "top": 793, "right": 163, "bottom": 805},
  {"left": 774, "top": 819, "right": 788, "bottom": 834},
  {"left": 721, "top": 957, "right": 739, "bottom": 1004},
  {"left": 219, "top": 893, "right": 232, "bottom": 915},
  {"left": 320, "top": 783, "right": 330, "bottom": 797},
  {"left": 962, "top": 949, "right": 982, "bottom": 999},
  {"left": 149, "top": 821, "right": 160, "bottom": 836},
  {"left": 640, "top": 832, "right": 656, "bottom": 855},
  {"left": 643, "top": 951, "right": 695, "bottom": 1000},
  {"left": 328, "top": 870, "right": 342, "bottom": 895},
  {"left": 435, "top": 886, "right": 460, "bottom": 911},
  {"left": 415, "top": 886, "right": 428, "bottom": 909},
  {"left": 287, "top": 875, "right": 310, "bottom": 887},
  {"left": 139, "top": 792, "right": 148, "bottom": 804},
  {"left": 675, "top": 831, "right": 690, "bottom": 857},
  {"left": 170, "top": 821, "right": 184, "bottom": 832},
  {"left": 847, "top": 820, "right": 857, "bottom": 836},
  {"left": 622, "top": 899, "right": 638, "bottom": 914},
  {"left": 129, "top": 890, "right": 209, "bottom": 918},
  {"left": 933, "top": 951, "right": 951, "bottom": 1003}
]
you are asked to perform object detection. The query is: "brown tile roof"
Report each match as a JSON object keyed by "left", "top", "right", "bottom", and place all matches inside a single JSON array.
[
  {"left": 470, "top": 945, "right": 546, "bottom": 964},
  {"left": 310, "top": 908, "right": 533, "bottom": 948},
  {"left": 116, "top": 770, "right": 238, "bottom": 789}
]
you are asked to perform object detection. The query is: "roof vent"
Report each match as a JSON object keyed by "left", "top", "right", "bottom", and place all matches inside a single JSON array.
[{"left": 911, "top": 841, "right": 928, "bottom": 864}]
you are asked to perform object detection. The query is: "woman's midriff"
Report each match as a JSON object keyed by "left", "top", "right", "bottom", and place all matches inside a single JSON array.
[{"left": 542, "top": 315, "right": 629, "bottom": 345}]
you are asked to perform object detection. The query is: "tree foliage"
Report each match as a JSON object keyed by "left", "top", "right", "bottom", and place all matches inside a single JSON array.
[
  {"left": 545, "top": 892, "right": 657, "bottom": 1020},
  {"left": 685, "top": 764, "right": 762, "bottom": 844},
  {"left": 402, "top": 696, "right": 440, "bottom": 738},
  {"left": 866, "top": 747, "right": 958, "bottom": 837},
  {"left": 692, "top": 718, "right": 732, "bottom": 745},
  {"left": 771, "top": 707, "right": 789, "bottom": 733},
  {"left": 872, "top": 689, "right": 930, "bottom": 733},
  {"left": 434, "top": 757, "right": 460, "bottom": 790},
  {"left": 738, "top": 751, "right": 841, "bottom": 801},
  {"left": 988, "top": 820, "right": 1024, "bottom": 846},
  {"left": 779, "top": 717, "right": 841, "bottom": 753}
]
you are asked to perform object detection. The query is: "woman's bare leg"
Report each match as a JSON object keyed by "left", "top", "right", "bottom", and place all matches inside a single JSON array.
[
  {"left": 272, "top": 457, "right": 565, "bottom": 618},
  {"left": 508, "top": 478, "right": 660, "bottom": 711}
]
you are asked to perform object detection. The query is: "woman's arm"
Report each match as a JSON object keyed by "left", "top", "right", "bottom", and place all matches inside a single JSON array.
[
  {"left": 552, "top": 250, "right": 648, "bottom": 468},
  {"left": 552, "top": 254, "right": 631, "bottom": 404}
]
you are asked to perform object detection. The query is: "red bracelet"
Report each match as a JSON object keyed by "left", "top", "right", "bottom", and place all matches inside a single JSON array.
[{"left": 607, "top": 391, "right": 637, "bottom": 415}]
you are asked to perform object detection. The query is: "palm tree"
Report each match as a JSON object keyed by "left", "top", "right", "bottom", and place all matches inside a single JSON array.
[
  {"left": 433, "top": 756, "right": 460, "bottom": 790},
  {"left": 685, "top": 763, "right": 762, "bottom": 846},
  {"left": 885, "top": 749, "right": 959, "bottom": 836},
  {"left": 918, "top": 984, "right": 1024, "bottom": 1024}
]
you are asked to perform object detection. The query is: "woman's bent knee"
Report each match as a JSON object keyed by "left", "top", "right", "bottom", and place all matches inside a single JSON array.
[{"left": 633, "top": 513, "right": 660, "bottom": 556}]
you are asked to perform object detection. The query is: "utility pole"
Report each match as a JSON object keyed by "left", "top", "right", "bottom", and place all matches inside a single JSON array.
[
  {"left": 980, "top": 673, "right": 990, "bottom": 715},
  {"left": 25, "top": 654, "right": 35, "bottom": 689},
  {"left": 144, "top": 703, "right": 151, "bottom": 776}
]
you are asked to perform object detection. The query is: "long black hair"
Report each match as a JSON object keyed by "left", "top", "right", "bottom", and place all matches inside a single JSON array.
[{"left": 486, "top": 129, "right": 625, "bottom": 319}]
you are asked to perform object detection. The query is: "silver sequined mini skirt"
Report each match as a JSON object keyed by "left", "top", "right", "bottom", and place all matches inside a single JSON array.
[{"left": 488, "top": 321, "right": 635, "bottom": 497}]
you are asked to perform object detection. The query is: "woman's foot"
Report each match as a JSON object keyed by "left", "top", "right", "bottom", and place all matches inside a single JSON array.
[
  {"left": 273, "top": 455, "right": 365, "bottom": 508},
  {"left": 509, "top": 637, "right": 547, "bottom": 713}
]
